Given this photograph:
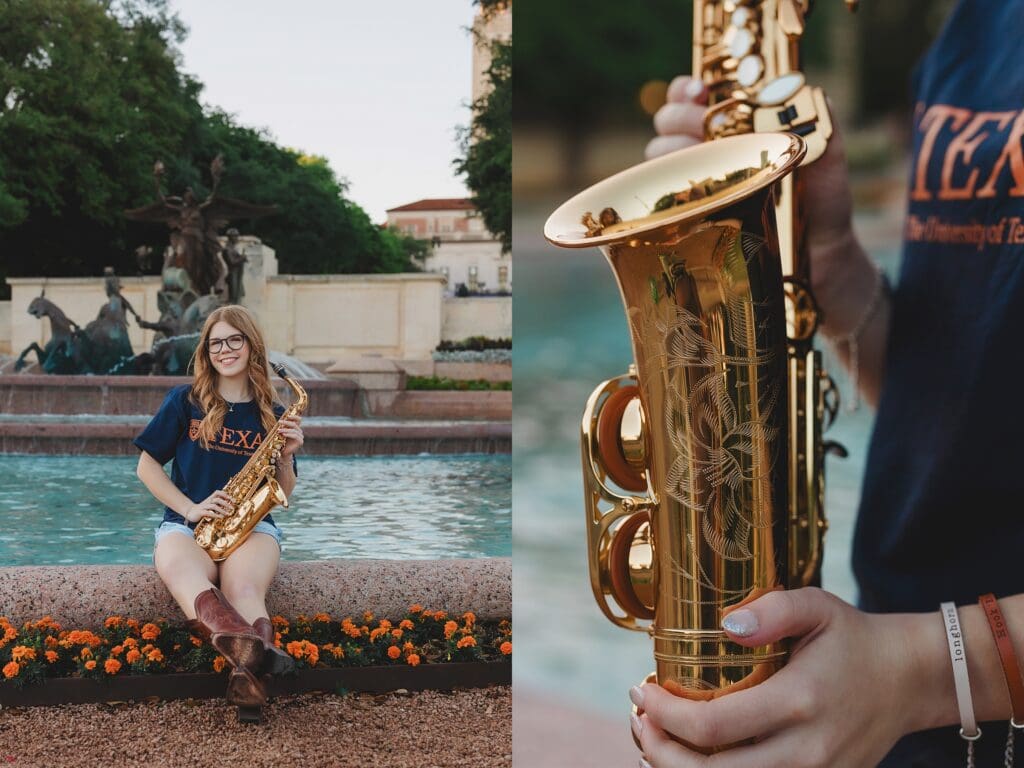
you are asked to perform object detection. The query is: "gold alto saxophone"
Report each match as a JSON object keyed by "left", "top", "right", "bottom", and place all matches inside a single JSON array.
[
  {"left": 545, "top": 0, "right": 855, "bottom": 727},
  {"left": 194, "top": 363, "right": 309, "bottom": 561}
]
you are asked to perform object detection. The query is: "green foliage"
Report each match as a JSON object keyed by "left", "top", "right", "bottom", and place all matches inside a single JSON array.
[
  {"left": 0, "top": 0, "right": 416, "bottom": 300},
  {"left": 406, "top": 376, "right": 511, "bottom": 391},
  {"left": 455, "top": 38, "right": 511, "bottom": 253}
]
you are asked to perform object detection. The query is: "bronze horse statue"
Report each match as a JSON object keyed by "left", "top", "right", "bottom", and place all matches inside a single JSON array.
[{"left": 15, "top": 290, "right": 136, "bottom": 374}]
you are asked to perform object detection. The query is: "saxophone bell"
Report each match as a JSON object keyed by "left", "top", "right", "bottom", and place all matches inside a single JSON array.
[{"left": 548, "top": 132, "right": 808, "bottom": 710}]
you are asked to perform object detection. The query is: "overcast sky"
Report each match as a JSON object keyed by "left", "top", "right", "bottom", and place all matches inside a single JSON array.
[{"left": 170, "top": 1, "right": 475, "bottom": 223}]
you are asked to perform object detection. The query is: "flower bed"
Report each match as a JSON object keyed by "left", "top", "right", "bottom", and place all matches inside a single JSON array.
[{"left": 0, "top": 606, "right": 512, "bottom": 690}]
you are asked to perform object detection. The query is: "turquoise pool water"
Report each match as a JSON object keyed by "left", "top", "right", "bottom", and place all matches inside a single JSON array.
[
  {"left": 513, "top": 203, "right": 901, "bottom": 716},
  {"left": 0, "top": 454, "right": 511, "bottom": 564}
]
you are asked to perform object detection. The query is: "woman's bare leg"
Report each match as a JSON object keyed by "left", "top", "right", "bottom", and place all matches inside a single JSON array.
[
  {"left": 217, "top": 533, "right": 280, "bottom": 624},
  {"left": 154, "top": 532, "right": 218, "bottom": 620}
]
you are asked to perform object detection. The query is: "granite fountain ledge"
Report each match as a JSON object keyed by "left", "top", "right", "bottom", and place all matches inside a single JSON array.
[
  {"left": 0, "top": 375, "right": 511, "bottom": 421},
  {"left": 0, "top": 557, "right": 510, "bottom": 629}
]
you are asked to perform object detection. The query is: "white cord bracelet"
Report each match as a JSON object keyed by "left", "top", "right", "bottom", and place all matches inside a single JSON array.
[{"left": 941, "top": 602, "right": 981, "bottom": 767}]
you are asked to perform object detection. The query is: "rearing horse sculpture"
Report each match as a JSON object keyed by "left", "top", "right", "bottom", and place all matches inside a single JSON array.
[
  {"left": 14, "top": 292, "right": 83, "bottom": 374},
  {"left": 14, "top": 288, "right": 136, "bottom": 375}
]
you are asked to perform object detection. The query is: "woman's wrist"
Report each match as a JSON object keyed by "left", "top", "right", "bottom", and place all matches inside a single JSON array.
[{"left": 898, "top": 609, "right": 962, "bottom": 734}]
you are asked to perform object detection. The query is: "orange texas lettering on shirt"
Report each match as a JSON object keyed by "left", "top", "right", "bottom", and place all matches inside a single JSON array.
[
  {"left": 188, "top": 419, "right": 263, "bottom": 455},
  {"left": 911, "top": 102, "right": 1024, "bottom": 201}
]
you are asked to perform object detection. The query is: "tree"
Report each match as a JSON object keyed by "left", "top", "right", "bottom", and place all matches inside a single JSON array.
[
  {"left": 0, "top": 0, "right": 417, "bottom": 299},
  {"left": 455, "top": 36, "right": 511, "bottom": 253}
]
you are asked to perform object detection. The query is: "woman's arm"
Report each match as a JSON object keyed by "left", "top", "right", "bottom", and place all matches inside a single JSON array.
[
  {"left": 136, "top": 451, "right": 232, "bottom": 523},
  {"left": 276, "top": 453, "right": 296, "bottom": 498},
  {"left": 275, "top": 413, "right": 303, "bottom": 499}
]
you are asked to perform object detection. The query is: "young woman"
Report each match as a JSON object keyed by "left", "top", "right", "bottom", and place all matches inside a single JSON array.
[{"left": 134, "top": 304, "right": 304, "bottom": 710}]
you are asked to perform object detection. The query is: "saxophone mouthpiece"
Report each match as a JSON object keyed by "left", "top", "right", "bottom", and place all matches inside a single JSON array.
[{"left": 271, "top": 362, "right": 288, "bottom": 378}]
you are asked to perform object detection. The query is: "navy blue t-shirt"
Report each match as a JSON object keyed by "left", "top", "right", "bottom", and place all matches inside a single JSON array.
[
  {"left": 853, "top": 1, "right": 1024, "bottom": 764},
  {"left": 134, "top": 384, "right": 296, "bottom": 529}
]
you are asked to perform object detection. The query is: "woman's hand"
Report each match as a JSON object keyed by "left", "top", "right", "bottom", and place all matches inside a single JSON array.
[
  {"left": 631, "top": 588, "right": 925, "bottom": 768},
  {"left": 183, "top": 490, "right": 235, "bottom": 523},
  {"left": 646, "top": 76, "right": 860, "bottom": 333},
  {"left": 277, "top": 414, "right": 304, "bottom": 458}
]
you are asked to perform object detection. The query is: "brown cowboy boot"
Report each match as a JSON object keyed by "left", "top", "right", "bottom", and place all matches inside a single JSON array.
[
  {"left": 193, "top": 588, "right": 266, "bottom": 708},
  {"left": 253, "top": 616, "right": 295, "bottom": 676}
]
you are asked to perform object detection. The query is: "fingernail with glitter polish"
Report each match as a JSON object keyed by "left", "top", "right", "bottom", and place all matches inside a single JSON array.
[
  {"left": 685, "top": 79, "right": 704, "bottom": 99},
  {"left": 722, "top": 608, "right": 758, "bottom": 637},
  {"left": 631, "top": 712, "right": 643, "bottom": 739},
  {"left": 629, "top": 685, "right": 645, "bottom": 708}
]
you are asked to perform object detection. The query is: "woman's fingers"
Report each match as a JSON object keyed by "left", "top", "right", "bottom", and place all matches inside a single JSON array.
[
  {"left": 666, "top": 75, "right": 708, "bottom": 105},
  {"left": 634, "top": 674, "right": 813, "bottom": 751},
  {"left": 653, "top": 101, "right": 707, "bottom": 139},
  {"left": 638, "top": 714, "right": 815, "bottom": 768}
]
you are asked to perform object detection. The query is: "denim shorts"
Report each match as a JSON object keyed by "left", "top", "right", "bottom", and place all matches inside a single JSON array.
[{"left": 153, "top": 520, "right": 283, "bottom": 550}]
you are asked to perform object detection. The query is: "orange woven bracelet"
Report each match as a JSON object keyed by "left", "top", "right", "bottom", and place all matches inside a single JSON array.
[{"left": 979, "top": 593, "right": 1024, "bottom": 726}]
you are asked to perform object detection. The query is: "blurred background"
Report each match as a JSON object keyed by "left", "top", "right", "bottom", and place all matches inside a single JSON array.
[{"left": 512, "top": 1, "right": 956, "bottom": 765}]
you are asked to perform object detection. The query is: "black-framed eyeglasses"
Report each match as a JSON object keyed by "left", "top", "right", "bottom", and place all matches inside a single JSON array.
[{"left": 207, "top": 334, "right": 247, "bottom": 354}]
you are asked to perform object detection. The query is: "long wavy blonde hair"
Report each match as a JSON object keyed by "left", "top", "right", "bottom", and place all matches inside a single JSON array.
[{"left": 189, "top": 305, "right": 279, "bottom": 450}]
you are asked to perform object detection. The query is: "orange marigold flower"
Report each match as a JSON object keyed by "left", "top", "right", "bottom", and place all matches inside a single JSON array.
[
  {"left": 346, "top": 627, "right": 362, "bottom": 639},
  {"left": 409, "top": 604, "right": 423, "bottom": 614},
  {"left": 213, "top": 656, "right": 226, "bottom": 673},
  {"left": 80, "top": 647, "right": 92, "bottom": 659},
  {"left": 403, "top": 641, "right": 415, "bottom": 652},
  {"left": 4, "top": 626, "right": 17, "bottom": 642},
  {"left": 11, "top": 646, "right": 35, "bottom": 662},
  {"left": 406, "top": 654, "right": 421, "bottom": 667},
  {"left": 444, "top": 621, "right": 458, "bottom": 640},
  {"left": 126, "top": 619, "right": 140, "bottom": 631},
  {"left": 456, "top": 636, "right": 477, "bottom": 649},
  {"left": 330, "top": 647, "right": 344, "bottom": 659},
  {"left": 391, "top": 629, "right": 403, "bottom": 639},
  {"left": 2, "top": 662, "right": 19, "bottom": 678},
  {"left": 141, "top": 644, "right": 154, "bottom": 655},
  {"left": 363, "top": 611, "right": 375, "bottom": 623},
  {"left": 313, "top": 613, "right": 331, "bottom": 623},
  {"left": 104, "top": 616, "right": 123, "bottom": 629},
  {"left": 433, "top": 611, "right": 447, "bottom": 621},
  {"left": 123, "top": 637, "right": 138, "bottom": 649},
  {"left": 140, "top": 623, "right": 160, "bottom": 641},
  {"left": 378, "top": 619, "right": 392, "bottom": 630},
  {"left": 190, "top": 635, "right": 202, "bottom": 648},
  {"left": 285, "top": 641, "right": 304, "bottom": 659},
  {"left": 84, "top": 660, "right": 97, "bottom": 671},
  {"left": 147, "top": 649, "right": 164, "bottom": 663},
  {"left": 125, "top": 649, "right": 142, "bottom": 664},
  {"left": 399, "top": 619, "right": 414, "bottom": 631},
  {"left": 45, "top": 636, "right": 58, "bottom": 649},
  {"left": 463, "top": 611, "right": 476, "bottom": 625},
  {"left": 45, "top": 650, "right": 58, "bottom": 663},
  {"left": 369, "top": 628, "right": 386, "bottom": 642},
  {"left": 104, "top": 659, "right": 121, "bottom": 675},
  {"left": 271, "top": 615, "right": 288, "bottom": 629},
  {"left": 387, "top": 645, "right": 401, "bottom": 660},
  {"left": 500, "top": 641, "right": 512, "bottom": 655}
]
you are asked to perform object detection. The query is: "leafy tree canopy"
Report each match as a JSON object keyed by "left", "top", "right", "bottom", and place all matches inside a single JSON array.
[{"left": 0, "top": 0, "right": 418, "bottom": 300}]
